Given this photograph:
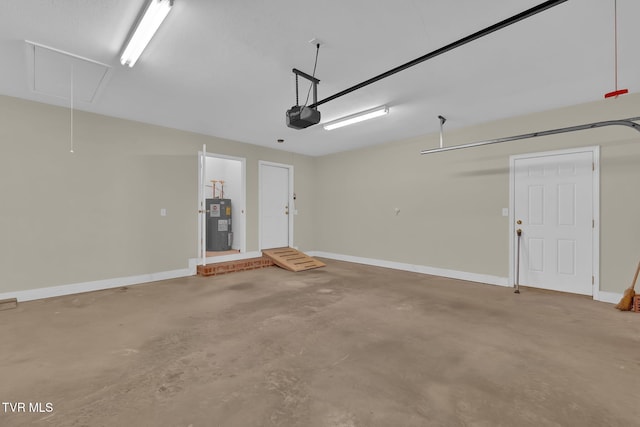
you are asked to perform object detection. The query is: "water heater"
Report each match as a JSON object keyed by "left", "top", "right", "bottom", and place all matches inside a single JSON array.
[{"left": 206, "top": 198, "right": 233, "bottom": 251}]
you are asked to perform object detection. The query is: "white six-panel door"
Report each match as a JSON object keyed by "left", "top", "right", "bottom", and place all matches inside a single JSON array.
[{"left": 512, "top": 149, "right": 596, "bottom": 295}]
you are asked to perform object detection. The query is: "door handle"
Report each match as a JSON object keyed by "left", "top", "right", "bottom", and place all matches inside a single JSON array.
[{"left": 516, "top": 220, "right": 522, "bottom": 224}]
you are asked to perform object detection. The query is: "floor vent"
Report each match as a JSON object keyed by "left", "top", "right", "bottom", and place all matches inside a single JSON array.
[{"left": 0, "top": 298, "right": 18, "bottom": 311}]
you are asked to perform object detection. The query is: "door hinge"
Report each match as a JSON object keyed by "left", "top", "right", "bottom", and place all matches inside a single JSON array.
[
  {"left": 592, "top": 162, "right": 595, "bottom": 171},
  {"left": 592, "top": 275, "right": 594, "bottom": 285},
  {"left": 592, "top": 219, "right": 595, "bottom": 228}
]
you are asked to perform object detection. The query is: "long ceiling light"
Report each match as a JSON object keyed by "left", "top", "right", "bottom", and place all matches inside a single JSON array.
[
  {"left": 120, "top": 0, "right": 174, "bottom": 67},
  {"left": 323, "top": 106, "right": 389, "bottom": 131}
]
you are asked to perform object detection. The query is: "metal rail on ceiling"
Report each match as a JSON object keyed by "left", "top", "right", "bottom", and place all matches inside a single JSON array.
[
  {"left": 307, "top": 0, "right": 568, "bottom": 109},
  {"left": 419, "top": 117, "right": 640, "bottom": 155}
]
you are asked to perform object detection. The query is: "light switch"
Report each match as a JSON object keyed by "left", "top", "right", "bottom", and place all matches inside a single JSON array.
[
  {"left": 160, "top": 208, "right": 167, "bottom": 216},
  {"left": 501, "top": 208, "right": 509, "bottom": 217}
]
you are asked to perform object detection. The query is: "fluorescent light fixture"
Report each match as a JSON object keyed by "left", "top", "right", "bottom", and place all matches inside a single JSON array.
[
  {"left": 120, "top": 0, "right": 173, "bottom": 67},
  {"left": 323, "top": 106, "right": 389, "bottom": 131}
]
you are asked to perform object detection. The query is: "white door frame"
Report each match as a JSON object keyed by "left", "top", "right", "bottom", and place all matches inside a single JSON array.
[
  {"left": 509, "top": 146, "right": 600, "bottom": 298},
  {"left": 198, "top": 145, "right": 207, "bottom": 266},
  {"left": 198, "top": 149, "right": 247, "bottom": 264},
  {"left": 258, "top": 160, "right": 294, "bottom": 250}
]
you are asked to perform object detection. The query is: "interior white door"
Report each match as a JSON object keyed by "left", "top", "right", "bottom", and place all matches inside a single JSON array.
[
  {"left": 260, "top": 163, "right": 291, "bottom": 249},
  {"left": 513, "top": 150, "right": 594, "bottom": 295}
]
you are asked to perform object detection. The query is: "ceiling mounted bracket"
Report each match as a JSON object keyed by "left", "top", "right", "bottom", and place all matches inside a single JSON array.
[
  {"left": 420, "top": 117, "right": 640, "bottom": 155},
  {"left": 438, "top": 115, "right": 447, "bottom": 148},
  {"left": 292, "top": 68, "right": 320, "bottom": 108}
]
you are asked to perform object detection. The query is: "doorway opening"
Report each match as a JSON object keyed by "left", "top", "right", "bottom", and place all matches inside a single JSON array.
[{"left": 198, "top": 150, "right": 246, "bottom": 264}]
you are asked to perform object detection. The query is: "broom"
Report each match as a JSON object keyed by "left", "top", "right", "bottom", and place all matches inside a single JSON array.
[{"left": 615, "top": 260, "right": 640, "bottom": 311}]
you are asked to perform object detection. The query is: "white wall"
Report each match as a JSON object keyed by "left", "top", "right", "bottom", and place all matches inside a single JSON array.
[
  {"left": 314, "top": 93, "right": 640, "bottom": 296},
  {"left": 0, "top": 95, "right": 317, "bottom": 298},
  {"left": 5, "top": 91, "right": 638, "bottom": 302}
]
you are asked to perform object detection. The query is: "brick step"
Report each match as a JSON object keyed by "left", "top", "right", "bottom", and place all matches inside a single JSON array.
[{"left": 197, "top": 256, "right": 274, "bottom": 277}]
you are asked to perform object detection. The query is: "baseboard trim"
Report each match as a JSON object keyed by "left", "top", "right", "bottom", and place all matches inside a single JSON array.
[
  {"left": 308, "top": 251, "right": 510, "bottom": 287},
  {"left": 2, "top": 251, "right": 284, "bottom": 303},
  {"left": 2, "top": 251, "right": 621, "bottom": 304},
  {"left": 595, "top": 290, "right": 623, "bottom": 304},
  {"left": 0, "top": 268, "right": 193, "bottom": 303},
  {"left": 309, "top": 251, "right": 621, "bottom": 304}
]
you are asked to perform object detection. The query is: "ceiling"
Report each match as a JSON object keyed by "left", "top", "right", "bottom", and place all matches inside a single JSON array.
[{"left": 0, "top": 0, "right": 638, "bottom": 156}]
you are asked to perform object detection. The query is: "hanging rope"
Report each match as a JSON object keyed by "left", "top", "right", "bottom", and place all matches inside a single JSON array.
[
  {"left": 614, "top": 0, "right": 619, "bottom": 92},
  {"left": 604, "top": 0, "right": 628, "bottom": 98},
  {"left": 301, "top": 43, "right": 320, "bottom": 108}
]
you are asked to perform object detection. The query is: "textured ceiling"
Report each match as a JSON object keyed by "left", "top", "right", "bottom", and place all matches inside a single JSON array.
[{"left": 0, "top": 0, "right": 638, "bottom": 156}]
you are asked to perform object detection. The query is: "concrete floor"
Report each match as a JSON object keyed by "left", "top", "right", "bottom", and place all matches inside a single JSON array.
[{"left": 1, "top": 259, "right": 640, "bottom": 427}]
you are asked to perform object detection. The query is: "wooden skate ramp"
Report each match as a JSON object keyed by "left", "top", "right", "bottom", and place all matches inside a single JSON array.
[{"left": 262, "top": 247, "right": 326, "bottom": 272}]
